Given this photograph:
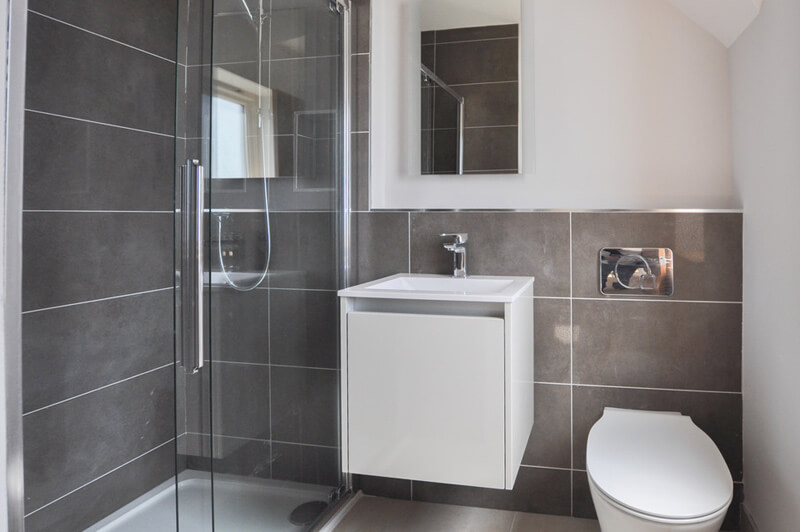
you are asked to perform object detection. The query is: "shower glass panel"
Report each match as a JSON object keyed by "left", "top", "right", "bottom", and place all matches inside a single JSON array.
[
  {"left": 420, "top": 65, "right": 463, "bottom": 175},
  {"left": 174, "top": 0, "right": 346, "bottom": 530}
]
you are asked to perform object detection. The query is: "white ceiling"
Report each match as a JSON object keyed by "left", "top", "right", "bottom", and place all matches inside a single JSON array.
[
  {"left": 418, "top": 0, "right": 520, "bottom": 32},
  {"left": 664, "top": 0, "right": 763, "bottom": 47}
]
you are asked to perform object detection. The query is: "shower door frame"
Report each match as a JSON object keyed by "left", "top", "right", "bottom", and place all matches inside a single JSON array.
[
  {"left": 2, "top": 0, "right": 29, "bottom": 529},
  {"left": 174, "top": 0, "right": 354, "bottom": 528}
]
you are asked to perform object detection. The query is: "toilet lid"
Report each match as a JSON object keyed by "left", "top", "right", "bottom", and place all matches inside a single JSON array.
[{"left": 586, "top": 408, "right": 733, "bottom": 520}]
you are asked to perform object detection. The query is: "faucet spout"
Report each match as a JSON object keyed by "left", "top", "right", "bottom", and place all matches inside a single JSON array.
[{"left": 440, "top": 233, "right": 468, "bottom": 278}]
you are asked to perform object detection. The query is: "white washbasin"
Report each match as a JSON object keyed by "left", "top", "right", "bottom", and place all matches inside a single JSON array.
[{"left": 338, "top": 274, "right": 534, "bottom": 303}]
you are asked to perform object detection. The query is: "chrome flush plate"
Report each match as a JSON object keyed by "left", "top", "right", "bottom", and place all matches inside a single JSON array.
[{"left": 599, "top": 247, "right": 674, "bottom": 296}]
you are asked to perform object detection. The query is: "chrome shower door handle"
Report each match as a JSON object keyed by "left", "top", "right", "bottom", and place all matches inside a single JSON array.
[{"left": 180, "top": 159, "right": 205, "bottom": 374}]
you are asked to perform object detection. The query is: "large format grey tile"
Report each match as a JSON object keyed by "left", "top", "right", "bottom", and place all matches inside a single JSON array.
[
  {"left": 22, "top": 212, "right": 172, "bottom": 311},
  {"left": 210, "top": 363, "right": 270, "bottom": 440},
  {"left": 23, "top": 366, "right": 174, "bottom": 513},
  {"left": 271, "top": 56, "right": 340, "bottom": 136},
  {"left": 271, "top": 366, "right": 339, "bottom": 447},
  {"left": 457, "top": 83, "right": 519, "bottom": 128},
  {"left": 571, "top": 386, "right": 742, "bottom": 480},
  {"left": 463, "top": 127, "right": 519, "bottom": 172},
  {"left": 412, "top": 467, "right": 571, "bottom": 516},
  {"left": 522, "top": 384, "right": 571, "bottom": 469},
  {"left": 435, "top": 38, "right": 518, "bottom": 85},
  {"left": 353, "top": 212, "right": 410, "bottom": 285},
  {"left": 28, "top": 0, "right": 178, "bottom": 59},
  {"left": 533, "top": 299, "right": 571, "bottom": 384},
  {"left": 435, "top": 24, "right": 519, "bottom": 43},
  {"left": 210, "top": 288, "right": 269, "bottom": 365},
  {"left": 272, "top": 442, "right": 340, "bottom": 486},
  {"left": 352, "top": 132, "right": 370, "bottom": 211},
  {"left": 270, "top": 4, "right": 340, "bottom": 60},
  {"left": 571, "top": 213, "right": 743, "bottom": 302},
  {"left": 23, "top": 112, "right": 174, "bottom": 211},
  {"left": 212, "top": 437, "right": 272, "bottom": 479},
  {"left": 270, "top": 289, "right": 338, "bottom": 369},
  {"left": 512, "top": 511, "right": 600, "bottom": 532},
  {"left": 352, "top": 54, "right": 370, "bottom": 132},
  {"left": 26, "top": 13, "right": 175, "bottom": 135},
  {"left": 22, "top": 290, "right": 172, "bottom": 412},
  {"left": 269, "top": 212, "right": 337, "bottom": 290},
  {"left": 410, "top": 212, "right": 570, "bottom": 297},
  {"left": 335, "top": 496, "right": 517, "bottom": 532},
  {"left": 573, "top": 300, "right": 742, "bottom": 392},
  {"left": 212, "top": 11, "right": 261, "bottom": 65},
  {"left": 24, "top": 441, "right": 175, "bottom": 532},
  {"left": 351, "top": 0, "right": 370, "bottom": 54}
]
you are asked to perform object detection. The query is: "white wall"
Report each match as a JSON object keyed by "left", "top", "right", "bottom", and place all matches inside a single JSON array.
[
  {"left": 730, "top": 0, "right": 800, "bottom": 530},
  {"left": 371, "top": 0, "right": 735, "bottom": 210}
]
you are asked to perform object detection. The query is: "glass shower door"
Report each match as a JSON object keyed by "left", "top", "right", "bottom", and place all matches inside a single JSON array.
[{"left": 175, "top": 0, "right": 346, "bottom": 530}]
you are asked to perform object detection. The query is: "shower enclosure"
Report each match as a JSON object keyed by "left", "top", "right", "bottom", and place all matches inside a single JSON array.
[
  {"left": 420, "top": 65, "right": 464, "bottom": 175},
  {"left": 86, "top": 0, "right": 349, "bottom": 529}
]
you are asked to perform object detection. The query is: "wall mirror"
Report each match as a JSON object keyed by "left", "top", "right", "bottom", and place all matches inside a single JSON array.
[{"left": 418, "top": 0, "right": 521, "bottom": 175}]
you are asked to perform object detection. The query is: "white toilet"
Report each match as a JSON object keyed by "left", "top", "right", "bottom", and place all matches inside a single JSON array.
[{"left": 586, "top": 408, "right": 733, "bottom": 532}]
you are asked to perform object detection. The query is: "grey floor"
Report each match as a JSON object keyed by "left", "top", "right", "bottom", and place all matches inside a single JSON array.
[{"left": 333, "top": 496, "right": 601, "bottom": 532}]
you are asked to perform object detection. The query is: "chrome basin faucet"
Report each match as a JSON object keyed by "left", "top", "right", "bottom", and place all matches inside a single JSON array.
[{"left": 440, "top": 233, "right": 468, "bottom": 278}]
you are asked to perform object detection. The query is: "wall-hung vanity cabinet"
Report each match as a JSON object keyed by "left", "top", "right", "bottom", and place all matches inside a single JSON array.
[{"left": 339, "top": 274, "right": 534, "bottom": 489}]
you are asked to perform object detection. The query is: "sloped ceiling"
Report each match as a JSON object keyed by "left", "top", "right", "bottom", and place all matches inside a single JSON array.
[{"left": 665, "top": 0, "right": 763, "bottom": 47}]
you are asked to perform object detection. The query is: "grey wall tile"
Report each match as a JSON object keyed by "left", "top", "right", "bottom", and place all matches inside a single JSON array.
[
  {"left": 463, "top": 127, "right": 518, "bottom": 172},
  {"left": 571, "top": 386, "right": 742, "bottom": 480},
  {"left": 212, "top": 12, "right": 261, "bottom": 64},
  {"left": 522, "top": 384, "right": 571, "bottom": 469},
  {"left": 571, "top": 213, "right": 743, "bottom": 302},
  {"left": 269, "top": 212, "right": 337, "bottom": 290},
  {"left": 352, "top": 132, "right": 370, "bottom": 211},
  {"left": 270, "top": 289, "right": 338, "bottom": 369},
  {"left": 409, "top": 212, "right": 570, "bottom": 297},
  {"left": 271, "top": 56, "right": 339, "bottom": 135},
  {"left": 270, "top": 5, "right": 340, "bottom": 60},
  {"left": 22, "top": 212, "right": 172, "bottom": 311},
  {"left": 211, "top": 363, "right": 270, "bottom": 440},
  {"left": 24, "top": 442, "right": 175, "bottom": 532},
  {"left": 353, "top": 475, "right": 412, "bottom": 500},
  {"left": 28, "top": 0, "right": 178, "bottom": 59},
  {"left": 435, "top": 24, "right": 518, "bottom": 43},
  {"left": 210, "top": 288, "right": 269, "bottom": 365},
  {"left": 571, "top": 471, "right": 596, "bottom": 520},
  {"left": 23, "top": 366, "right": 174, "bottom": 513},
  {"left": 434, "top": 39, "right": 518, "bottom": 85},
  {"left": 458, "top": 82, "right": 519, "bottom": 128},
  {"left": 352, "top": 54, "right": 370, "bottom": 132},
  {"left": 353, "top": 212, "right": 409, "bottom": 284},
  {"left": 271, "top": 366, "right": 339, "bottom": 446},
  {"left": 23, "top": 290, "right": 172, "bottom": 412},
  {"left": 272, "top": 442, "right": 340, "bottom": 486},
  {"left": 212, "top": 437, "right": 271, "bottom": 478},
  {"left": 573, "top": 300, "right": 742, "bottom": 392},
  {"left": 412, "top": 467, "right": 571, "bottom": 516},
  {"left": 352, "top": 0, "right": 371, "bottom": 53},
  {"left": 534, "top": 299, "right": 571, "bottom": 383},
  {"left": 23, "top": 112, "right": 174, "bottom": 211},
  {"left": 26, "top": 13, "right": 175, "bottom": 135}
]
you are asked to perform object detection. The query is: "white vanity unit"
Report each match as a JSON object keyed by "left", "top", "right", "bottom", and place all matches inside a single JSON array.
[{"left": 339, "top": 274, "right": 534, "bottom": 490}]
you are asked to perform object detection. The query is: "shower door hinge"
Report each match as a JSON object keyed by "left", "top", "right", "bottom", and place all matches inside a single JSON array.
[{"left": 329, "top": 0, "right": 349, "bottom": 14}]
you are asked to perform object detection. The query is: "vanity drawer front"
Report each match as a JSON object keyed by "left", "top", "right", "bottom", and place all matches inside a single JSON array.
[{"left": 347, "top": 311, "right": 506, "bottom": 489}]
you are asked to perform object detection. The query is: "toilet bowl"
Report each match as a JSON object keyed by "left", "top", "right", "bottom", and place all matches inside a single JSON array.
[{"left": 586, "top": 408, "right": 733, "bottom": 532}]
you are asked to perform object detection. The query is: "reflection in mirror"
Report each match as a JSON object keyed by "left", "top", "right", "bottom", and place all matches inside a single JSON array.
[{"left": 419, "top": 0, "right": 520, "bottom": 176}]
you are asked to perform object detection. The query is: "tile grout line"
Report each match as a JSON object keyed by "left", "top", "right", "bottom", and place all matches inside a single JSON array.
[
  {"left": 23, "top": 363, "right": 175, "bottom": 417},
  {"left": 209, "top": 360, "right": 339, "bottom": 371},
  {"left": 22, "top": 287, "right": 173, "bottom": 315},
  {"left": 535, "top": 379, "right": 742, "bottom": 395},
  {"left": 408, "top": 212, "right": 412, "bottom": 273},
  {"left": 25, "top": 108, "right": 174, "bottom": 138},
  {"left": 184, "top": 432, "right": 339, "bottom": 450},
  {"left": 24, "top": 438, "right": 175, "bottom": 518},
  {"left": 28, "top": 10, "right": 176, "bottom": 64},
  {"left": 24, "top": 210, "right": 172, "bottom": 214}
]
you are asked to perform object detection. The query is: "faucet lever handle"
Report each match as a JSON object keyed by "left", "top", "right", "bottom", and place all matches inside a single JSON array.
[{"left": 440, "top": 232, "right": 468, "bottom": 244}]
